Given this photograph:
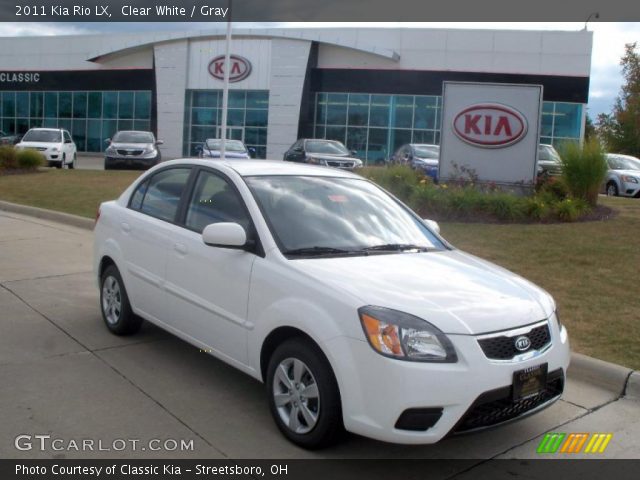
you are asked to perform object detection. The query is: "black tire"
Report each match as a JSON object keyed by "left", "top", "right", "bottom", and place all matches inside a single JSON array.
[
  {"left": 68, "top": 153, "right": 75, "bottom": 169},
  {"left": 606, "top": 181, "right": 619, "bottom": 197},
  {"left": 266, "top": 338, "right": 343, "bottom": 449},
  {"left": 99, "top": 265, "right": 142, "bottom": 335},
  {"left": 104, "top": 160, "right": 112, "bottom": 171}
]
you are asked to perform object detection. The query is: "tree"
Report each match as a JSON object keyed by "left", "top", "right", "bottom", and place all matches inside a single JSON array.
[
  {"left": 596, "top": 43, "right": 640, "bottom": 156},
  {"left": 584, "top": 113, "right": 596, "bottom": 141}
]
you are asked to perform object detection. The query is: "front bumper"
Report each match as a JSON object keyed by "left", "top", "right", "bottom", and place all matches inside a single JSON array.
[
  {"left": 621, "top": 181, "right": 640, "bottom": 197},
  {"left": 105, "top": 155, "right": 158, "bottom": 169},
  {"left": 323, "top": 319, "right": 570, "bottom": 444}
]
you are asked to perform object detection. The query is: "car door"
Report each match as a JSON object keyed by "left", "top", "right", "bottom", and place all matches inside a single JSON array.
[
  {"left": 120, "top": 167, "right": 192, "bottom": 324},
  {"left": 164, "top": 167, "right": 257, "bottom": 366},
  {"left": 63, "top": 130, "right": 75, "bottom": 161}
]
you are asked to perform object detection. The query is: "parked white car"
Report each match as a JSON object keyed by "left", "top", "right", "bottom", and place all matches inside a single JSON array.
[
  {"left": 604, "top": 153, "right": 640, "bottom": 198},
  {"left": 16, "top": 128, "right": 77, "bottom": 169},
  {"left": 93, "top": 159, "right": 570, "bottom": 448}
]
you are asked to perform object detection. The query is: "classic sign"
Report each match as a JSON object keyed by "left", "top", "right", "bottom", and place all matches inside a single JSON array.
[
  {"left": 208, "top": 55, "right": 252, "bottom": 83},
  {"left": 453, "top": 103, "right": 527, "bottom": 148}
]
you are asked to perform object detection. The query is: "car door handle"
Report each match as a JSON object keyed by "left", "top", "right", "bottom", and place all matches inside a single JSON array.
[
  {"left": 173, "top": 243, "right": 188, "bottom": 255},
  {"left": 121, "top": 222, "right": 131, "bottom": 233}
]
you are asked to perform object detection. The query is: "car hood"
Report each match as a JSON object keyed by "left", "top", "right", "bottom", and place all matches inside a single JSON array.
[
  {"left": 205, "top": 150, "right": 249, "bottom": 159},
  {"left": 290, "top": 250, "right": 554, "bottom": 335},
  {"left": 414, "top": 157, "right": 439, "bottom": 166},
  {"left": 17, "top": 141, "right": 60, "bottom": 148},
  {"left": 110, "top": 142, "right": 153, "bottom": 149},
  {"left": 611, "top": 169, "right": 640, "bottom": 178}
]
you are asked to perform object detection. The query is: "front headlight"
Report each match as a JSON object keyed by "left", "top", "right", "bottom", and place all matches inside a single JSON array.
[
  {"left": 143, "top": 146, "right": 156, "bottom": 155},
  {"left": 307, "top": 157, "right": 327, "bottom": 166},
  {"left": 358, "top": 306, "right": 457, "bottom": 362},
  {"left": 621, "top": 175, "right": 639, "bottom": 184},
  {"left": 51, "top": 147, "right": 60, "bottom": 152}
]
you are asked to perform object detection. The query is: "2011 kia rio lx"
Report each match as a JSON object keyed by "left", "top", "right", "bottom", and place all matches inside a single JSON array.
[{"left": 93, "top": 159, "right": 570, "bottom": 449}]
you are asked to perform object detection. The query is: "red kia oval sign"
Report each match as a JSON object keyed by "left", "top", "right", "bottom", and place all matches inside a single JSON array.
[
  {"left": 452, "top": 103, "right": 528, "bottom": 148},
  {"left": 208, "top": 55, "right": 252, "bottom": 83}
]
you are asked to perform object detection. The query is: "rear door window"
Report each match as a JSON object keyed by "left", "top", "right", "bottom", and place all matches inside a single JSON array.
[{"left": 137, "top": 168, "right": 191, "bottom": 222}]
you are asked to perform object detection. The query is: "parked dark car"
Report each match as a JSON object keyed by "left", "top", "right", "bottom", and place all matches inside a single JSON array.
[
  {"left": 283, "top": 139, "right": 363, "bottom": 170},
  {"left": 537, "top": 144, "right": 563, "bottom": 177},
  {"left": 390, "top": 143, "right": 440, "bottom": 181},
  {"left": 104, "top": 131, "right": 163, "bottom": 170},
  {"left": 0, "top": 130, "right": 22, "bottom": 145},
  {"left": 196, "top": 139, "right": 254, "bottom": 159}
]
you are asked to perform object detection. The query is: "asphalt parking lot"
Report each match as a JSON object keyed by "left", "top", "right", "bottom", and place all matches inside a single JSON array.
[{"left": 0, "top": 210, "right": 638, "bottom": 463}]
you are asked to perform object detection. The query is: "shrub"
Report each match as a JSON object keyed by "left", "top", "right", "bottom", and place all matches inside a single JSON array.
[
  {"left": 16, "top": 149, "right": 44, "bottom": 169},
  {"left": 359, "top": 165, "right": 421, "bottom": 203},
  {"left": 554, "top": 198, "right": 581, "bottom": 222},
  {"left": 524, "top": 197, "right": 551, "bottom": 221},
  {"left": 559, "top": 139, "right": 608, "bottom": 206},
  {"left": 0, "top": 145, "right": 18, "bottom": 170},
  {"left": 485, "top": 194, "right": 526, "bottom": 222},
  {"left": 536, "top": 175, "right": 570, "bottom": 200}
]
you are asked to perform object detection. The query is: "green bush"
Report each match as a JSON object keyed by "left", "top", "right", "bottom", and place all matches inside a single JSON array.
[
  {"left": 359, "top": 165, "right": 421, "bottom": 203},
  {"left": 0, "top": 145, "right": 18, "bottom": 170},
  {"left": 16, "top": 149, "right": 44, "bottom": 169},
  {"left": 524, "top": 197, "right": 551, "bottom": 221},
  {"left": 485, "top": 194, "right": 526, "bottom": 222},
  {"left": 559, "top": 139, "right": 608, "bottom": 206}
]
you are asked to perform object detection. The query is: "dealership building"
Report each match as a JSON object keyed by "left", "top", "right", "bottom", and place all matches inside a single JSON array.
[{"left": 0, "top": 27, "right": 592, "bottom": 162}]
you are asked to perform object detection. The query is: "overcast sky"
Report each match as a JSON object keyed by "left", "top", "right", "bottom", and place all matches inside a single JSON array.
[{"left": 0, "top": 21, "right": 638, "bottom": 119}]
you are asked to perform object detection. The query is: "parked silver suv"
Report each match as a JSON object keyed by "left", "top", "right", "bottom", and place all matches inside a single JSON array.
[
  {"left": 604, "top": 153, "right": 640, "bottom": 198},
  {"left": 104, "top": 131, "right": 163, "bottom": 170}
]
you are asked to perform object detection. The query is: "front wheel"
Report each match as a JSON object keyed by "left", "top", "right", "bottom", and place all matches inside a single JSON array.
[
  {"left": 100, "top": 265, "right": 142, "bottom": 335},
  {"left": 606, "top": 182, "right": 619, "bottom": 197},
  {"left": 266, "top": 338, "right": 343, "bottom": 449},
  {"left": 68, "top": 153, "right": 76, "bottom": 169}
]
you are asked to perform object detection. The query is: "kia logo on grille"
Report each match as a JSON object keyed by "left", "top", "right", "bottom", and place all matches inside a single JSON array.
[
  {"left": 208, "top": 55, "right": 252, "bottom": 83},
  {"left": 452, "top": 103, "right": 527, "bottom": 148},
  {"left": 514, "top": 335, "right": 532, "bottom": 352}
]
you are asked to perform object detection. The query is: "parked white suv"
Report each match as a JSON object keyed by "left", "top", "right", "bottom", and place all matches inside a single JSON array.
[
  {"left": 16, "top": 128, "right": 77, "bottom": 169},
  {"left": 94, "top": 159, "right": 570, "bottom": 448}
]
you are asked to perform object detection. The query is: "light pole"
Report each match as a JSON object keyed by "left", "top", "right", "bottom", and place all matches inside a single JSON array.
[{"left": 219, "top": 0, "right": 232, "bottom": 159}]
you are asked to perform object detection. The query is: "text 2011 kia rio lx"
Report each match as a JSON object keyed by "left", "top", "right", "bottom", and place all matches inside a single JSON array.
[{"left": 93, "top": 159, "right": 570, "bottom": 449}]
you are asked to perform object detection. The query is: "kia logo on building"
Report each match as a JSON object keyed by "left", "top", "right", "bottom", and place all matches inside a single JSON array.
[
  {"left": 208, "top": 55, "right": 252, "bottom": 83},
  {"left": 453, "top": 103, "right": 527, "bottom": 148},
  {"left": 514, "top": 335, "right": 532, "bottom": 352}
]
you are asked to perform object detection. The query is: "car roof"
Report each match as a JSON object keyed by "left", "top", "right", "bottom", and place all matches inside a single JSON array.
[
  {"left": 158, "top": 159, "right": 361, "bottom": 179},
  {"left": 410, "top": 143, "right": 439, "bottom": 148},
  {"left": 28, "top": 128, "right": 62, "bottom": 131}
]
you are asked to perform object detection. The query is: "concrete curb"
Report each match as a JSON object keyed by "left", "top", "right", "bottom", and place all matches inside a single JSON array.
[
  {"left": 0, "top": 200, "right": 94, "bottom": 230},
  {"left": 625, "top": 372, "right": 640, "bottom": 401},
  {"left": 568, "top": 352, "right": 634, "bottom": 398}
]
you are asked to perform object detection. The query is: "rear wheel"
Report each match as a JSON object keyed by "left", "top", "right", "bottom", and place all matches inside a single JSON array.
[
  {"left": 266, "top": 338, "right": 343, "bottom": 449},
  {"left": 606, "top": 182, "right": 619, "bottom": 197},
  {"left": 100, "top": 265, "right": 142, "bottom": 335}
]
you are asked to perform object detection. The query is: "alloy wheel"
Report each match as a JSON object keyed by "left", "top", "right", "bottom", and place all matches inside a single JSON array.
[
  {"left": 272, "top": 358, "right": 320, "bottom": 434},
  {"left": 101, "top": 275, "right": 122, "bottom": 325}
]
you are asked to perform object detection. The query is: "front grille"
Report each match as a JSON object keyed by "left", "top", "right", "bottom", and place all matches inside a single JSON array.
[
  {"left": 35, "top": 147, "right": 47, "bottom": 151},
  {"left": 117, "top": 149, "right": 144, "bottom": 156},
  {"left": 452, "top": 369, "right": 564, "bottom": 434},
  {"left": 478, "top": 323, "right": 551, "bottom": 360},
  {"left": 326, "top": 161, "right": 354, "bottom": 169}
]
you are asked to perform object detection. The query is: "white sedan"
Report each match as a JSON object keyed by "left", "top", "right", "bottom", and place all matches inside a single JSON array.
[{"left": 93, "top": 159, "right": 570, "bottom": 448}]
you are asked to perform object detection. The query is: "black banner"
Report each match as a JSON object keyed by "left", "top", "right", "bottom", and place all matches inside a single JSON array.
[
  {"left": 2, "top": 460, "right": 640, "bottom": 480},
  {"left": 0, "top": 70, "right": 154, "bottom": 91},
  {"left": 0, "top": 0, "right": 640, "bottom": 22}
]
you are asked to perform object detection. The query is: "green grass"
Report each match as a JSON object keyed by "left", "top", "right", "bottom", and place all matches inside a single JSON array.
[
  {"left": 440, "top": 195, "right": 640, "bottom": 369},
  {"left": 1, "top": 169, "right": 639, "bottom": 368},
  {"left": 0, "top": 169, "right": 141, "bottom": 218}
]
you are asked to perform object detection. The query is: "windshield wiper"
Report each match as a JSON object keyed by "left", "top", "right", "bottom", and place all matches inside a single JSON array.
[
  {"left": 362, "top": 243, "right": 432, "bottom": 252},
  {"left": 283, "top": 246, "right": 358, "bottom": 257}
]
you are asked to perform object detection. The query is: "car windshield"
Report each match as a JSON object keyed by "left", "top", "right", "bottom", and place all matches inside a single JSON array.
[
  {"left": 538, "top": 145, "right": 561, "bottom": 162},
  {"left": 112, "top": 131, "right": 154, "bottom": 143},
  {"left": 245, "top": 175, "right": 445, "bottom": 256},
  {"left": 205, "top": 139, "right": 246, "bottom": 152},
  {"left": 22, "top": 130, "right": 61, "bottom": 143},
  {"left": 305, "top": 140, "right": 350, "bottom": 155},
  {"left": 608, "top": 155, "right": 640, "bottom": 171},
  {"left": 413, "top": 145, "right": 440, "bottom": 158}
]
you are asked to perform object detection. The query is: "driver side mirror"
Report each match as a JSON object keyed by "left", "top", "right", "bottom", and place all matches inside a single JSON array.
[
  {"left": 202, "top": 222, "right": 248, "bottom": 249},
  {"left": 423, "top": 219, "right": 440, "bottom": 234},
  {"left": 155, "top": 140, "right": 164, "bottom": 146}
]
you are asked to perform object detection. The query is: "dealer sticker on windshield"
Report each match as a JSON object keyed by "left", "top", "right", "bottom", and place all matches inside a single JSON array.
[{"left": 513, "top": 363, "right": 548, "bottom": 401}]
